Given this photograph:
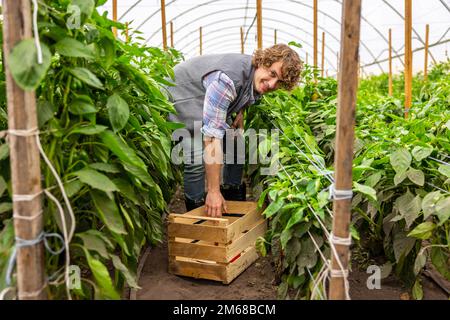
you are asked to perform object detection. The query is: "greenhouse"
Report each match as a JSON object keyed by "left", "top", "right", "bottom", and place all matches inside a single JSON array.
[{"left": 0, "top": 0, "right": 449, "bottom": 304}]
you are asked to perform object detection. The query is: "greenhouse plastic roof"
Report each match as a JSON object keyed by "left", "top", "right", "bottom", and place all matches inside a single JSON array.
[{"left": 99, "top": 0, "right": 450, "bottom": 75}]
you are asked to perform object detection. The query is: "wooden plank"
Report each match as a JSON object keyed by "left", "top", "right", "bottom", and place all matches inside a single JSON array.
[
  {"left": 169, "top": 213, "right": 228, "bottom": 227},
  {"left": 226, "top": 219, "right": 266, "bottom": 262},
  {"left": 3, "top": 0, "right": 46, "bottom": 300},
  {"left": 226, "top": 206, "right": 263, "bottom": 243},
  {"left": 168, "top": 222, "right": 228, "bottom": 243},
  {"left": 224, "top": 246, "right": 259, "bottom": 284},
  {"left": 168, "top": 239, "right": 227, "bottom": 262},
  {"left": 329, "top": 0, "right": 361, "bottom": 300},
  {"left": 169, "top": 256, "right": 226, "bottom": 282}
]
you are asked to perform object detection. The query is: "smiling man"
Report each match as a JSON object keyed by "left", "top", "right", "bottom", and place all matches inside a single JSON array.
[{"left": 167, "top": 44, "right": 302, "bottom": 217}]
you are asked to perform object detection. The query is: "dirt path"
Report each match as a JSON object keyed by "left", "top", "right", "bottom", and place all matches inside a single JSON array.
[{"left": 135, "top": 188, "right": 448, "bottom": 300}]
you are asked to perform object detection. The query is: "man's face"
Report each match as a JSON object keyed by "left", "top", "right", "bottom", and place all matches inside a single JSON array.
[{"left": 254, "top": 60, "right": 283, "bottom": 94}]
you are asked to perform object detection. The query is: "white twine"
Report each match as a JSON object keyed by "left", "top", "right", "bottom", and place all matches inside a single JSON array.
[
  {"left": 13, "top": 191, "right": 42, "bottom": 202},
  {"left": 328, "top": 183, "right": 353, "bottom": 200},
  {"left": 330, "top": 232, "right": 352, "bottom": 246},
  {"left": 13, "top": 209, "right": 43, "bottom": 221},
  {"left": 31, "top": 0, "right": 43, "bottom": 64}
]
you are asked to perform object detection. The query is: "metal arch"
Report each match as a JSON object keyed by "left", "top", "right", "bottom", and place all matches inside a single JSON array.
[
  {"left": 177, "top": 17, "right": 339, "bottom": 63},
  {"left": 381, "top": 0, "right": 437, "bottom": 63},
  {"left": 180, "top": 25, "right": 339, "bottom": 71},
  {"left": 440, "top": 0, "right": 450, "bottom": 12},
  {"left": 140, "top": 0, "right": 382, "bottom": 72},
  {"left": 331, "top": 0, "right": 405, "bottom": 67},
  {"left": 118, "top": 0, "right": 143, "bottom": 21}
]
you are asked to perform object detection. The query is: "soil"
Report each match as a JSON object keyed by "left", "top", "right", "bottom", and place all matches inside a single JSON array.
[{"left": 135, "top": 187, "right": 449, "bottom": 300}]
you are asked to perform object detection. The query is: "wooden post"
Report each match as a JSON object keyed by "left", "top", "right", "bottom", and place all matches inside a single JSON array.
[
  {"left": 274, "top": 29, "right": 277, "bottom": 45},
  {"left": 170, "top": 21, "right": 174, "bottom": 48},
  {"left": 125, "top": 22, "right": 129, "bottom": 42},
  {"left": 313, "top": 0, "right": 318, "bottom": 69},
  {"left": 161, "top": 0, "right": 167, "bottom": 51},
  {"left": 321, "top": 31, "right": 325, "bottom": 77},
  {"left": 424, "top": 24, "right": 429, "bottom": 81},
  {"left": 388, "top": 28, "right": 393, "bottom": 96},
  {"left": 328, "top": 0, "right": 361, "bottom": 300},
  {"left": 112, "top": 0, "right": 117, "bottom": 37},
  {"left": 256, "top": 0, "right": 262, "bottom": 49},
  {"left": 199, "top": 26, "right": 203, "bottom": 55},
  {"left": 404, "top": 0, "right": 412, "bottom": 119},
  {"left": 2, "top": 0, "right": 46, "bottom": 299},
  {"left": 240, "top": 26, "right": 244, "bottom": 54},
  {"left": 336, "top": 52, "right": 339, "bottom": 75},
  {"left": 306, "top": 52, "right": 309, "bottom": 64}
]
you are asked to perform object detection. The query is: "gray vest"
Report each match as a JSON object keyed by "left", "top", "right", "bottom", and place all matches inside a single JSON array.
[{"left": 166, "top": 54, "right": 257, "bottom": 134}]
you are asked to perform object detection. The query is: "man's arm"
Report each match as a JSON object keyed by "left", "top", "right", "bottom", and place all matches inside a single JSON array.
[{"left": 203, "top": 137, "right": 227, "bottom": 217}]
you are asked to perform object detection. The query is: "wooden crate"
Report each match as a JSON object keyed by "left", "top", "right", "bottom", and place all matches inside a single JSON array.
[{"left": 168, "top": 201, "right": 266, "bottom": 284}]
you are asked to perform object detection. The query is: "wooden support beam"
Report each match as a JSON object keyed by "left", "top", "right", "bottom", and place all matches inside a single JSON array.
[
  {"left": 199, "top": 26, "right": 203, "bottom": 55},
  {"left": 313, "top": 0, "right": 318, "bottom": 69},
  {"left": 2, "top": 0, "right": 46, "bottom": 299},
  {"left": 256, "top": 0, "right": 262, "bottom": 49},
  {"left": 274, "top": 29, "right": 277, "bottom": 45},
  {"left": 240, "top": 26, "right": 244, "bottom": 54},
  {"left": 112, "top": 0, "right": 117, "bottom": 37},
  {"left": 424, "top": 24, "right": 429, "bottom": 81},
  {"left": 161, "top": 0, "right": 167, "bottom": 50},
  {"left": 170, "top": 21, "right": 174, "bottom": 48},
  {"left": 321, "top": 31, "right": 325, "bottom": 77},
  {"left": 125, "top": 22, "right": 129, "bottom": 42},
  {"left": 388, "top": 28, "right": 393, "bottom": 96},
  {"left": 404, "top": 0, "right": 412, "bottom": 118},
  {"left": 328, "top": 0, "right": 361, "bottom": 300}
]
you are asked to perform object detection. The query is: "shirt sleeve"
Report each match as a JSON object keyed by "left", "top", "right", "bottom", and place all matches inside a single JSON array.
[{"left": 200, "top": 71, "right": 237, "bottom": 139}]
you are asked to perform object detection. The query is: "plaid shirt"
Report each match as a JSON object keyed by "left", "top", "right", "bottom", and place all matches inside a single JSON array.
[{"left": 200, "top": 71, "right": 237, "bottom": 139}]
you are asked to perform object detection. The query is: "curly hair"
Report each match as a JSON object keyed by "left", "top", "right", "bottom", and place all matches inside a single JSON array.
[{"left": 252, "top": 44, "right": 303, "bottom": 91}]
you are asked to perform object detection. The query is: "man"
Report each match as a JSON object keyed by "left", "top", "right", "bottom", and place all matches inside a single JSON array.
[{"left": 167, "top": 44, "right": 302, "bottom": 217}]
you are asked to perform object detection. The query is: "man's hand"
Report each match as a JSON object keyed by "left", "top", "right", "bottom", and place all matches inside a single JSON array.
[
  {"left": 231, "top": 110, "right": 244, "bottom": 130},
  {"left": 205, "top": 190, "right": 228, "bottom": 217}
]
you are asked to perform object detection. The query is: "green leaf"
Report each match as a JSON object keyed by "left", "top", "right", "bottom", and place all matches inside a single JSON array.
[
  {"left": 71, "top": 0, "right": 95, "bottom": 17},
  {"left": 107, "top": 94, "right": 129, "bottom": 132},
  {"left": 280, "top": 228, "right": 293, "bottom": 249},
  {"left": 69, "top": 67, "right": 104, "bottom": 89},
  {"left": 408, "top": 221, "right": 435, "bottom": 239},
  {"left": 394, "top": 171, "right": 407, "bottom": 185},
  {"left": 9, "top": 39, "right": 52, "bottom": 91},
  {"left": 365, "top": 171, "right": 382, "bottom": 188},
  {"left": 0, "top": 176, "right": 7, "bottom": 197},
  {"left": 412, "top": 279, "right": 423, "bottom": 300},
  {"left": 113, "top": 178, "right": 139, "bottom": 204},
  {"left": 393, "top": 232, "right": 416, "bottom": 263},
  {"left": 353, "top": 182, "right": 377, "bottom": 201},
  {"left": 263, "top": 198, "right": 285, "bottom": 218},
  {"left": 296, "top": 238, "right": 317, "bottom": 269},
  {"left": 438, "top": 164, "right": 450, "bottom": 178},
  {"left": 77, "top": 231, "right": 109, "bottom": 259},
  {"left": 91, "top": 190, "right": 126, "bottom": 234},
  {"left": 37, "top": 100, "right": 54, "bottom": 128},
  {"left": 285, "top": 207, "right": 304, "bottom": 230},
  {"left": 74, "top": 168, "right": 118, "bottom": 192},
  {"left": 255, "top": 236, "right": 267, "bottom": 257},
  {"left": 413, "top": 251, "right": 427, "bottom": 275},
  {"left": 68, "top": 99, "right": 97, "bottom": 115},
  {"left": 422, "top": 191, "right": 442, "bottom": 219},
  {"left": 110, "top": 254, "right": 139, "bottom": 289},
  {"left": 84, "top": 249, "right": 120, "bottom": 299},
  {"left": 69, "top": 124, "right": 107, "bottom": 136},
  {"left": 431, "top": 247, "right": 450, "bottom": 280},
  {"left": 435, "top": 197, "right": 450, "bottom": 224},
  {"left": 406, "top": 168, "right": 425, "bottom": 186},
  {"left": 411, "top": 146, "right": 433, "bottom": 162},
  {"left": 0, "top": 144, "right": 8, "bottom": 161},
  {"left": 0, "top": 203, "right": 12, "bottom": 214},
  {"left": 55, "top": 38, "right": 95, "bottom": 59},
  {"left": 396, "top": 191, "right": 421, "bottom": 228},
  {"left": 64, "top": 179, "right": 83, "bottom": 198},
  {"left": 99, "top": 130, "right": 146, "bottom": 169},
  {"left": 89, "top": 163, "right": 120, "bottom": 173},
  {"left": 390, "top": 148, "right": 411, "bottom": 174}
]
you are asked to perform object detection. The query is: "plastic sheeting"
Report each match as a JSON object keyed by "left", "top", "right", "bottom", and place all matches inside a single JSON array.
[{"left": 99, "top": 0, "right": 450, "bottom": 75}]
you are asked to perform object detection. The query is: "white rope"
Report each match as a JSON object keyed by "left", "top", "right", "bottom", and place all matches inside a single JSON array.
[
  {"left": 13, "top": 209, "right": 43, "bottom": 221},
  {"left": 18, "top": 281, "right": 47, "bottom": 299},
  {"left": 328, "top": 183, "right": 353, "bottom": 200},
  {"left": 330, "top": 232, "right": 352, "bottom": 246},
  {"left": 13, "top": 192, "right": 42, "bottom": 202},
  {"left": 31, "top": 0, "right": 43, "bottom": 64}
]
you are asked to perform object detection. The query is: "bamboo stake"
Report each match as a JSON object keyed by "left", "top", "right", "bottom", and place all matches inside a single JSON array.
[
  {"left": 321, "top": 31, "right": 325, "bottom": 77},
  {"left": 328, "top": 0, "right": 361, "bottom": 300},
  {"left": 404, "top": 0, "right": 412, "bottom": 119},
  {"left": 313, "top": 0, "right": 318, "bottom": 69},
  {"left": 306, "top": 52, "right": 309, "bottom": 65},
  {"left": 199, "top": 26, "right": 203, "bottom": 55},
  {"left": 125, "top": 22, "right": 129, "bottom": 42},
  {"left": 240, "top": 26, "right": 244, "bottom": 54},
  {"left": 170, "top": 21, "right": 174, "bottom": 48},
  {"left": 2, "top": 0, "right": 45, "bottom": 299},
  {"left": 112, "top": 0, "right": 117, "bottom": 37},
  {"left": 274, "top": 29, "right": 277, "bottom": 45},
  {"left": 388, "top": 28, "right": 393, "bottom": 96},
  {"left": 424, "top": 24, "right": 429, "bottom": 81},
  {"left": 257, "top": 0, "right": 262, "bottom": 49},
  {"left": 161, "top": 0, "right": 167, "bottom": 50}
]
